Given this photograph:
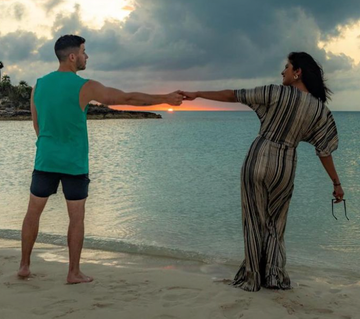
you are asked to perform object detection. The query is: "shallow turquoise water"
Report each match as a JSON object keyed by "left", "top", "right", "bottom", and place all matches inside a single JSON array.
[{"left": 0, "top": 111, "right": 359, "bottom": 270}]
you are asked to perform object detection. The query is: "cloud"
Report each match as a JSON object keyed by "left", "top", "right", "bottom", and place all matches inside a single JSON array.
[
  {"left": 42, "top": 0, "right": 65, "bottom": 13},
  {"left": 68, "top": 0, "right": 354, "bottom": 82},
  {"left": 12, "top": 2, "right": 26, "bottom": 20},
  {"left": 0, "top": 31, "right": 40, "bottom": 63},
  {"left": 299, "top": 0, "right": 360, "bottom": 37},
  {"left": 6, "top": 0, "right": 359, "bottom": 80},
  {"left": 122, "top": 5, "right": 135, "bottom": 11},
  {"left": 1, "top": 0, "right": 359, "bottom": 110}
]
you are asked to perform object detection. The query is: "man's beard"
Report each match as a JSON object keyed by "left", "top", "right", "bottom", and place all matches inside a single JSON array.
[{"left": 76, "top": 60, "right": 86, "bottom": 71}]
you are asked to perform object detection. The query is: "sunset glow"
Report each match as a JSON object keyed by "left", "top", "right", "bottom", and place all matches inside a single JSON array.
[{"left": 111, "top": 101, "right": 248, "bottom": 112}]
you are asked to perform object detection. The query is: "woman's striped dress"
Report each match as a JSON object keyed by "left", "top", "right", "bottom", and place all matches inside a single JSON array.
[{"left": 232, "top": 85, "right": 338, "bottom": 292}]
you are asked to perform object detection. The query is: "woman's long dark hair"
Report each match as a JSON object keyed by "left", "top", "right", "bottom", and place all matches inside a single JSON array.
[{"left": 288, "top": 52, "right": 332, "bottom": 103}]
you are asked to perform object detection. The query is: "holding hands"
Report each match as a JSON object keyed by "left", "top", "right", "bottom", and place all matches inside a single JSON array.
[
  {"left": 164, "top": 90, "right": 199, "bottom": 106},
  {"left": 166, "top": 91, "right": 185, "bottom": 106},
  {"left": 178, "top": 91, "right": 198, "bottom": 101}
]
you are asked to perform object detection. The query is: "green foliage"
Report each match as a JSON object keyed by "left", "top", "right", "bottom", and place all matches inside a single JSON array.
[{"left": 0, "top": 74, "right": 31, "bottom": 110}]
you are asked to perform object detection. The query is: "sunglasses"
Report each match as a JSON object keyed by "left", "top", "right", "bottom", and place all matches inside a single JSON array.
[{"left": 331, "top": 199, "right": 349, "bottom": 220}]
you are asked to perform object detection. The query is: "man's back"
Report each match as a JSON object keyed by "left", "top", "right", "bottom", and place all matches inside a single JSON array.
[{"left": 34, "top": 71, "right": 89, "bottom": 175}]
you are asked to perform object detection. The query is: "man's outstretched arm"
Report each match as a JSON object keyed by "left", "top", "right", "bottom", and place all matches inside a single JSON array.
[{"left": 80, "top": 80, "right": 183, "bottom": 110}]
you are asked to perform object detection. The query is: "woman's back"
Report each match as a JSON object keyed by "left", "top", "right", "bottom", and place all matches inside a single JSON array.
[{"left": 235, "top": 84, "right": 338, "bottom": 156}]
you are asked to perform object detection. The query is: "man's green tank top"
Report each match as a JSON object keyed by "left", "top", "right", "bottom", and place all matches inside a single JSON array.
[{"left": 34, "top": 71, "right": 89, "bottom": 175}]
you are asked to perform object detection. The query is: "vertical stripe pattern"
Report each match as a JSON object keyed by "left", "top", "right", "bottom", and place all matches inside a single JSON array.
[{"left": 232, "top": 85, "right": 338, "bottom": 291}]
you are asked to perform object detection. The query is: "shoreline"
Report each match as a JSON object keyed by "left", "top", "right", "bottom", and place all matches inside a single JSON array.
[
  {"left": 0, "top": 105, "right": 162, "bottom": 120},
  {"left": 1, "top": 238, "right": 359, "bottom": 319},
  {"left": 1, "top": 229, "right": 357, "bottom": 274}
]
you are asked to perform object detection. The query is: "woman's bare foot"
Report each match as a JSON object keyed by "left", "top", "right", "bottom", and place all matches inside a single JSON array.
[
  {"left": 67, "top": 271, "right": 93, "bottom": 284},
  {"left": 17, "top": 266, "right": 31, "bottom": 278}
]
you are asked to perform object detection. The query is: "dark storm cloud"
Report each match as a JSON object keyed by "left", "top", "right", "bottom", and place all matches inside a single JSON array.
[
  {"left": 0, "top": 31, "right": 40, "bottom": 63},
  {"left": 72, "top": 0, "right": 357, "bottom": 80},
  {"left": 4, "top": 0, "right": 359, "bottom": 83}
]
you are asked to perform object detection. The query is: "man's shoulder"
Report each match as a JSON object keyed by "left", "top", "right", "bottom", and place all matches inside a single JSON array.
[
  {"left": 74, "top": 73, "right": 88, "bottom": 81},
  {"left": 39, "top": 71, "right": 57, "bottom": 79},
  {"left": 38, "top": 72, "right": 89, "bottom": 86}
]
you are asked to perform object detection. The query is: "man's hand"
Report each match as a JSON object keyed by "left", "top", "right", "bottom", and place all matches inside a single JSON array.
[
  {"left": 166, "top": 91, "right": 184, "bottom": 106},
  {"left": 178, "top": 91, "right": 197, "bottom": 101}
]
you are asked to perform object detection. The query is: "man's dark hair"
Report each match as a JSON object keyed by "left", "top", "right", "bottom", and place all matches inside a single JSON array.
[{"left": 54, "top": 35, "right": 86, "bottom": 62}]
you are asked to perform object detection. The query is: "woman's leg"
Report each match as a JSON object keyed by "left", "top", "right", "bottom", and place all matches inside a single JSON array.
[
  {"left": 261, "top": 151, "right": 296, "bottom": 289},
  {"left": 232, "top": 140, "right": 269, "bottom": 291}
]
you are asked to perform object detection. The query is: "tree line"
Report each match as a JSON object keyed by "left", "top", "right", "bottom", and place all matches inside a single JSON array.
[{"left": 0, "top": 73, "right": 32, "bottom": 110}]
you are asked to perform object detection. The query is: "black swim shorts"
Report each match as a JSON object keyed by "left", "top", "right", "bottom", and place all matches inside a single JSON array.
[{"left": 30, "top": 169, "right": 90, "bottom": 200}]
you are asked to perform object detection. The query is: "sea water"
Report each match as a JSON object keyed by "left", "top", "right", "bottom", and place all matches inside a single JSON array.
[{"left": 0, "top": 111, "right": 359, "bottom": 271}]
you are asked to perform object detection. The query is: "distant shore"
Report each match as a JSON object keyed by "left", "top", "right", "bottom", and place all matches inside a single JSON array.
[{"left": 0, "top": 104, "right": 162, "bottom": 120}]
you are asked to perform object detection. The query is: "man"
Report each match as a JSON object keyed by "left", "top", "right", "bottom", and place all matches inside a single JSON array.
[{"left": 18, "top": 34, "right": 183, "bottom": 284}]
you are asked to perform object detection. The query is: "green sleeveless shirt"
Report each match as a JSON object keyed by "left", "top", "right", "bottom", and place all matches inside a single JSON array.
[{"left": 34, "top": 71, "right": 89, "bottom": 175}]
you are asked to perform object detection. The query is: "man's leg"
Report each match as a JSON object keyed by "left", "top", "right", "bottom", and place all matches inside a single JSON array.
[
  {"left": 18, "top": 194, "right": 48, "bottom": 278},
  {"left": 66, "top": 198, "right": 93, "bottom": 284}
]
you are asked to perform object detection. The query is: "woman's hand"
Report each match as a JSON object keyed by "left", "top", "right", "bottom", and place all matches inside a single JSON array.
[{"left": 333, "top": 185, "right": 344, "bottom": 203}]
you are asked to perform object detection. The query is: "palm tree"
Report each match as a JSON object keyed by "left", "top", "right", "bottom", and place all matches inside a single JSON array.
[
  {"left": 0, "top": 74, "right": 11, "bottom": 96},
  {"left": 19, "top": 80, "right": 28, "bottom": 87},
  {"left": 17, "top": 80, "right": 31, "bottom": 103}
]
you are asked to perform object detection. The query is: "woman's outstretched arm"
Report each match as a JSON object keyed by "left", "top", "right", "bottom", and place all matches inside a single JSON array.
[
  {"left": 319, "top": 155, "right": 344, "bottom": 203},
  {"left": 179, "top": 90, "right": 236, "bottom": 102}
]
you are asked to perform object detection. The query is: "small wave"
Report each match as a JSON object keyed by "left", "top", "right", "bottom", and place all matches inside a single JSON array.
[{"left": 0, "top": 229, "right": 239, "bottom": 265}]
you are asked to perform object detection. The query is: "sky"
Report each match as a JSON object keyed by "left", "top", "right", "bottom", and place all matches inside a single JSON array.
[{"left": 0, "top": 0, "right": 359, "bottom": 112}]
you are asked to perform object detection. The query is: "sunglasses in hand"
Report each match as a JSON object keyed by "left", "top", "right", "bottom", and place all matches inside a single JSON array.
[{"left": 331, "top": 199, "right": 349, "bottom": 220}]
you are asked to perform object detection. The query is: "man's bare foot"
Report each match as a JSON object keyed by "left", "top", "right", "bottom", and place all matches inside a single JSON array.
[
  {"left": 67, "top": 271, "right": 93, "bottom": 284},
  {"left": 17, "top": 266, "right": 31, "bottom": 278}
]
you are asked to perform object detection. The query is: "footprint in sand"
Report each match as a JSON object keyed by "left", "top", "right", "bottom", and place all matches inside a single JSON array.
[
  {"left": 49, "top": 299, "right": 78, "bottom": 307},
  {"left": 162, "top": 287, "right": 202, "bottom": 302},
  {"left": 53, "top": 308, "right": 78, "bottom": 319},
  {"left": 31, "top": 299, "right": 78, "bottom": 316},
  {"left": 280, "top": 298, "right": 334, "bottom": 317},
  {"left": 305, "top": 308, "right": 334, "bottom": 315},
  {"left": 275, "top": 297, "right": 304, "bottom": 315},
  {"left": 3, "top": 281, "right": 41, "bottom": 290},
  {"left": 337, "top": 294, "right": 349, "bottom": 300},
  {"left": 92, "top": 302, "right": 114, "bottom": 308},
  {"left": 108, "top": 281, "right": 143, "bottom": 292},
  {"left": 329, "top": 289, "right": 342, "bottom": 294},
  {"left": 4, "top": 256, "right": 17, "bottom": 261},
  {"left": 220, "top": 299, "right": 251, "bottom": 319},
  {"left": 152, "top": 315, "right": 179, "bottom": 319},
  {"left": 32, "top": 308, "right": 50, "bottom": 316}
]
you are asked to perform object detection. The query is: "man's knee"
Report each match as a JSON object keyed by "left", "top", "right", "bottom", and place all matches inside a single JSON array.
[
  {"left": 66, "top": 199, "right": 86, "bottom": 221},
  {"left": 28, "top": 193, "right": 48, "bottom": 213}
]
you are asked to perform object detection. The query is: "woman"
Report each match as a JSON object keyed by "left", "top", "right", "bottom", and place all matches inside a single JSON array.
[{"left": 180, "top": 52, "right": 344, "bottom": 292}]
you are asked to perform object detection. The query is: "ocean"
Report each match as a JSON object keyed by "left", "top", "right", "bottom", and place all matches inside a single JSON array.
[{"left": 0, "top": 111, "right": 359, "bottom": 271}]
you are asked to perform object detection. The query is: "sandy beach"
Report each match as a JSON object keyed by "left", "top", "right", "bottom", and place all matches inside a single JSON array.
[{"left": 0, "top": 238, "right": 358, "bottom": 319}]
